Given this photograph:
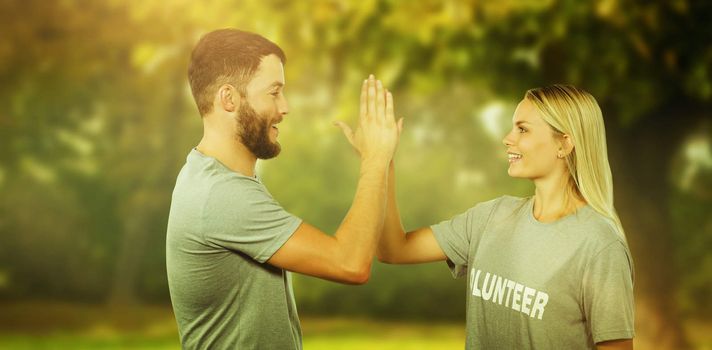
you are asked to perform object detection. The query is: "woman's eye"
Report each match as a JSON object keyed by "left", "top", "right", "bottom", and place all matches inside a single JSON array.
[{"left": 518, "top": 127, "right": 526, "bottom": 133}]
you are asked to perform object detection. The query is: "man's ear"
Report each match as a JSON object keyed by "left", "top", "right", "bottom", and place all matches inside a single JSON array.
[{"left": 217, "top": 84, "right": 240, "bottom": 113}]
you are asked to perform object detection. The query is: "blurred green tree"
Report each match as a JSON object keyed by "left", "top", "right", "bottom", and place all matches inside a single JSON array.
[{"left": 0, "top": 1, "right": 709, "bottom": 349}]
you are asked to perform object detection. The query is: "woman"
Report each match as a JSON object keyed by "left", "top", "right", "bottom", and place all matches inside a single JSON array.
[{"left": 378, "top": 85, "right": 635, "bottom": 349}]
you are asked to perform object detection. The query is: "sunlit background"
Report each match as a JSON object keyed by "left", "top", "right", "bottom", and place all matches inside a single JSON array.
[{"left": 1, "top": 0, "right": 711, "bottom": 349}]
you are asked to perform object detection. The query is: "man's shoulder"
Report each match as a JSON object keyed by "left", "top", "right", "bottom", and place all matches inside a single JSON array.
[
  {"left": 184, "top": 148, "right": 262, "bottom": 186},
  {"left": 208, "top": 172, "right": 263, "bottom": 193},
  {"left": 203, "top": 174, "right": 273, "bottom": 215}
]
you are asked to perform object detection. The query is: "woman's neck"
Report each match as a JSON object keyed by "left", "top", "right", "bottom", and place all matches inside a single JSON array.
[{"left": 532, "top": 173, "right": 586, "bottom": 223}]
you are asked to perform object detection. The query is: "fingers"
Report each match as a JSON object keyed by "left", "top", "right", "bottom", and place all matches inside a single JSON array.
[
  {"left": 333, "top": 121, "right": 355, "bottom": 145},
  {"left": 359, "top": 79, "right": 367, "bottom": 120},
  {"left": 397, "top": 117, "right": 404, "bottom": 135},
  {"left": 376, "top": 79, "right": 385, "bottom": 121},
  {"left": 367, "top": 74, "right": 376, "bottom": 120},
  {"left": 361, "top": 74, "right": 392, "bottom": 124},
  {"left": 386, "top": 89, "right": 394, "bottom": 123}
]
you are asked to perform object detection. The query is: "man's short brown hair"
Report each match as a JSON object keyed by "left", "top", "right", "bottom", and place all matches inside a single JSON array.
[{"left": 188, "top": 29, "right": 286, "bottom": 116}]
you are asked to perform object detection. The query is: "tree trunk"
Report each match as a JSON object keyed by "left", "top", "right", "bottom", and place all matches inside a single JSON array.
[
  {"left": 108, "top": 68, "right": 185, "bottom": 306},
  {"left": 107, "top": 204, "right": 146, "bottom": 306},
  {"left": 606, "top": 101, "right": 701, "bottom": 349}
]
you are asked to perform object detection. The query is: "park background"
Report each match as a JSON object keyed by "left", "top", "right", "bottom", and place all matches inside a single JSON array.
[{"left": 1, "top": 0, "right": 710, "bottom": 349}]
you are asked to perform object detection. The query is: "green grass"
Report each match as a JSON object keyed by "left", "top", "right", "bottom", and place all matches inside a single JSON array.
[
  {"left": 302, "top": 318, "right": 464, "bottom": 350},
  {"left": 0, "top": 335, "right": 178, "bottom": 350},
  {"left": 0, "top": 320, "right": 465, "bottom": 350},
  {"left": 1, "top": 302, "right": 711, "bottom": 349},
  {"left": 0, "top": 325, "right": 464, "bottom": 350},
  {"left": 0, "top": 302, "right": 465, "bottom": 350}
]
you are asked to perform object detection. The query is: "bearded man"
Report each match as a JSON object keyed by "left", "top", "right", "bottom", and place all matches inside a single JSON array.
[{"left": 166, "top": 29, "right": 400, "bottom": 349}]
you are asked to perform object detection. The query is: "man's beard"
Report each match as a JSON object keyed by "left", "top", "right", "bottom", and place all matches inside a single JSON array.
[{"left": 235, "top": 101, "right": 281, "bottom": 159}]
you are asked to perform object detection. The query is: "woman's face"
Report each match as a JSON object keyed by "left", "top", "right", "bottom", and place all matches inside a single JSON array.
[{"left": 502, "top": 98, "right": 564, "bottom": 180}]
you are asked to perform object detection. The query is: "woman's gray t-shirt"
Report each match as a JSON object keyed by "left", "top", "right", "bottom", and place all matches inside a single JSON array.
[{"left": 431, "top": 195, "right": 634, "bottom": 349}]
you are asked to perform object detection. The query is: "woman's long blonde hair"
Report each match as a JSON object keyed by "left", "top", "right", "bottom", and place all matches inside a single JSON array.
[{"left": 525, "top": 85, "right": 627, "bottom": 242}]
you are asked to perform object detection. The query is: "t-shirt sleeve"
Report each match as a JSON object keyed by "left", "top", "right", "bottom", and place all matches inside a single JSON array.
[
  {"left": 202, "top": 177, "right": 303, "bottom": 263},
  {"left": 430, "top": 199, "right": 496, "bottom": 279},
  {"left": 582, "top": 240, "right": 635, "bottom": 343}
]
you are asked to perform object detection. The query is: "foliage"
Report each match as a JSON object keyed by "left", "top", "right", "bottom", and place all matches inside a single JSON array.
[{"left": 0, "top": 0, "right": 709, "bottom": 321}]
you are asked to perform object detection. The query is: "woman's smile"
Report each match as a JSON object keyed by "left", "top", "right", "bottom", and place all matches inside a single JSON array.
[{"left": 507, "top": 152, "right": 522, "bottom": 164}]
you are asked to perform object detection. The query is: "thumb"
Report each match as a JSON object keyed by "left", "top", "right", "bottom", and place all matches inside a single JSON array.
[
  {"left": 333, "top": 121, "right": 354, "bottom": 145},
  {"left": 397, "top": 117, "right": 404, "bottom": 135}
]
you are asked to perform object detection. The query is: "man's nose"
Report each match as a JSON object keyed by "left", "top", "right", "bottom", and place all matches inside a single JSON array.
[{"left": 279, "top": 96, "right": 289, "bottom": 116}]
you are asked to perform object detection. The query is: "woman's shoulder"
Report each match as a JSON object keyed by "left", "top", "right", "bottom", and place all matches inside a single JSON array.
[
  {"left": 465, "top": 195, "right": 530, "bottom": 224},
  {"left": 468, "top": 195, "right": 527, "bottom": 214},
  {"left": 486, "top": 194, "right": 530, "bottom": 214},
  {"left": 579, "top": 207, "right": 622, "bottom": 237},
  {"left": 571, "top": 206, "right": 631, "bottom": 257},
  {"left": 497, "top": 194, "right": 529, "bottom": 206}
]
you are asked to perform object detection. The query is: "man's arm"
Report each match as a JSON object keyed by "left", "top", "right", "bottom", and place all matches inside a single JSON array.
[
  {"left": 376, "top": 160, "right": 447, "bottom": 264},
  {"left": 267, "top": 75, "right": 398, "bottom": 284},
  {"left": 268, "top": 159, "right": 387, "bottom": 284}
]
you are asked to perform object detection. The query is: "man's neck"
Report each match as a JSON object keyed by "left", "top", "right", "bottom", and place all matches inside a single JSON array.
[{"left": 196, "top": 136, "right": 257, "bottom": 178}]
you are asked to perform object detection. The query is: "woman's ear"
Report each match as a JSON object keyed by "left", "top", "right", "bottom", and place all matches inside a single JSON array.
[{"left": 561, "top": 134, "right": 575, "bottom": 156}]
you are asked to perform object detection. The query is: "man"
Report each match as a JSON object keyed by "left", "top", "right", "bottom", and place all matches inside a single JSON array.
[{"left": 166, "top": 28, "right": 401, "bottom": 349}]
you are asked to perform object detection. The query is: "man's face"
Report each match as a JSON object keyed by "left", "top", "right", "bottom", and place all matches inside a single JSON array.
[
  {"left": 236, "top": 54, "right": 289, "bottom": 159},
  {"left": 235, "top": 100, "right": 282, "bottom": 159}
]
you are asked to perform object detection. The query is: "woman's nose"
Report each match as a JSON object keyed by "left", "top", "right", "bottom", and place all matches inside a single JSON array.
[{"left": 502, "top": 132, "right": 513, "bottom": 147}]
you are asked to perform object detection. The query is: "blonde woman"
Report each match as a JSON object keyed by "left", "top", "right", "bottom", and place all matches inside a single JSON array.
[{"left": 376, "top": 85, "right": 634, "bottom": 349}]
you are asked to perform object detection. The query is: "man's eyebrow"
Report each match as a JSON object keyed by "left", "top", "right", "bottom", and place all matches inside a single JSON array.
[{"left": 268, "top": 82, "right": 284, "bottom": 88}]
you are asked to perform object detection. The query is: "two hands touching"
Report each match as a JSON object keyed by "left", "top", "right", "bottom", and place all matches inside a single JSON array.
[
  {"left": 334, "top": 74, "right": 404, "bottom": 166},
  {"left": 333, "top": 74, "right": 447, "bottom": 266},
  {"left": 268, "top": 73, "right": 440, "bottom": 284},
  {"left": 267, "top": 75, "right": 410, "bottom": 285}
]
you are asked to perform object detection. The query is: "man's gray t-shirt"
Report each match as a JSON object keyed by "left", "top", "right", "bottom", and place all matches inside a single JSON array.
[
  {"left": 431, "top": 195, "right": 634, "bottom": 349},
  {"left": 166, "top": 149, "right": 303, "bottom": 349}
]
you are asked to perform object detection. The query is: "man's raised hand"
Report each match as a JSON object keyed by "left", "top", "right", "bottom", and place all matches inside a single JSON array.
[{"left": 335, "top": 74, "right": 403, "bottom": 164}]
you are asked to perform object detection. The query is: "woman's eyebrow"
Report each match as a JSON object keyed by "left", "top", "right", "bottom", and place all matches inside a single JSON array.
[{"left": 515, "top": 120, "right": 531, "bottom": 126}]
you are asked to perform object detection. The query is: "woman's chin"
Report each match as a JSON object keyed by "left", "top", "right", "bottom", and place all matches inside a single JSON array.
[{"left": 507, "top": 168, "right": 526, "bottom": 179}]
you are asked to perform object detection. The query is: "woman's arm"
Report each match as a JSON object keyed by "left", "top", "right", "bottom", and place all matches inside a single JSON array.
[
  {"left": 377, "top": 160, "right": 447, "bottom": 264},
  {"left": 597, "top": 338, "right": 633, "bottom": 350}
]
